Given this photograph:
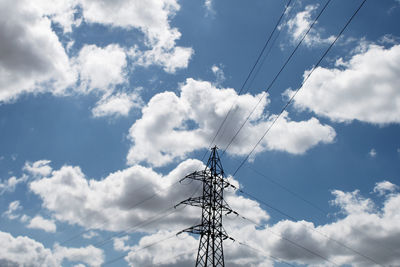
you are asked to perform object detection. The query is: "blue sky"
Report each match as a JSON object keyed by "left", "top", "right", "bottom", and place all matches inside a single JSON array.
[{"left": 1, "top": 0, "right": 400, "bottom": 266}]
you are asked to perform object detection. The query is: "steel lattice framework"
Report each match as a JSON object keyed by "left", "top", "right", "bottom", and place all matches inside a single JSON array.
[{"left": 176, "top": 146, "right": 235, "bottom": 267}]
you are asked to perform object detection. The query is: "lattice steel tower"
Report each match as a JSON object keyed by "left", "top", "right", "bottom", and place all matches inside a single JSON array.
[{"left": 176, "top": 146, "right": 235, "bottom": 267}]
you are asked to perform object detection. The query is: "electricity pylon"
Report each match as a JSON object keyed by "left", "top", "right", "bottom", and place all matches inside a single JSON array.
[{"left": 176, "top": 146, "right": 235, "bottom": 267}]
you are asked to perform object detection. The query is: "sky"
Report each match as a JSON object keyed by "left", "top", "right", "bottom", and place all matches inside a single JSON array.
[{"left": 1, "top": 0, "right": 400, "bottom": 266}]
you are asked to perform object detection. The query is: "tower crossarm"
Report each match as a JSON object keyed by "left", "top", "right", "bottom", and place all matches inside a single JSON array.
[
  {"left": 179, "top": 171, "right": 206, "bottom": 183},
  {"left": 174, "top": 196, "right": 204, "bottom": 209},
  {"left": 176, "top": 224, "right": 204, "bottom": 236}
]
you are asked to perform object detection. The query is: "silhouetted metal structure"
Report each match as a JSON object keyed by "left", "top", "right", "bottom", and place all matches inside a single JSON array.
[{"left": 176, "top": 146, "right": 235, "bottom": 267}]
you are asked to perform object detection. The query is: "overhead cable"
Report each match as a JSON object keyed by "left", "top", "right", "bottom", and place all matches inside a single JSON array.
[
  {"left": 221, "top": 0, "right": 333, "bottom": 157},
  {"left": 201, "top": 0, "right": 293, "bottom": 162},
  {"left": 232, "top": 0, "right": 368, "bottom": 176}
]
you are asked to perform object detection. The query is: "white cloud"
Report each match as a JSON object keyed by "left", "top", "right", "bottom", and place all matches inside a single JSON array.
[
  {"left": 73, "top": 44, "right": 128, "bottom": 94},
  {"left": 330, "top": 189, "right": 374, "bottom": 215},
  {"left": 369, "top": 148, "right": 377, "bottom": 157},
  {"left": 286, "top": 4, "right": 335, "bottom": 47},
  {"left": 33, "top": 0, "right": 81, "bottom": 33},
  {"left": 211, "top": 64, "right": 226, "bottom": 85},
  {"left": 204, "top": 0, "right": 216, "bottom": 17},
  {"left": 53, "top": 244, "right": 104, "bottom": 267},
  {"left": 205, "top": 0, "right": 213, "bottom": 11},
  {"left": 92, "top": 92, "right": 143, "bottom": 118},
  {"left": 0, "top": 175, "right": 28, "bottom": 195},
  {"left": 0, "top": 231, "right": 104, "bottom": 267},
  {"left": 138, "top": 45, "right": 194, "bottom": 73},
  {"left": 120, "top": 183, "right": 400, "bottom": 267},
  {"left": 79, "top": 0, "right": 193, "bottom": 73},
  {"left": 20, "top": 214, "right": 31, "bottom": 223},
  {"left": 374, "top": 181, "right": 398, "bottom": 196},
  {"left": 127, "top": 78, "right": 335, "bottom": 167},
  {"left": 262, "top": 111, "right": 336, "bottom": 155},
  {"left": 28, "top": 216, "right": 57, "bottom": 233},
  {"left": 2, "top": 201, "right": 22, "bottom": 220},
  {"left": 113, "top": 236, "right": 132, "bottom": 252},
  {"left": 24, "top": 160, "right": 53, "bottom": 177},
  {"left": 286, "top": 44, "right": 400, "bottom": 124},
  {"left": 83, "top": 231, "right": 99, "bottom": 239},
  {"left": 124, "top": 231, "right": 198, "bottom": 266},
  {"left": 0, "top": 231, "right": 59, "bottom": 267},
  {"left": 0, "top": 0, "right": 76, "bottom": 103},
  {"left": 260, "top": 187, "right": 400, "bottom": 266},
  {"left": 29, "top": 159, "right": 268, "bottom": 233},
  {"left": 18, "top": 158, "right": 400, "bottom": 266},
  {"left": 0, "top": 0, "right": 193, "bottom": 104}
]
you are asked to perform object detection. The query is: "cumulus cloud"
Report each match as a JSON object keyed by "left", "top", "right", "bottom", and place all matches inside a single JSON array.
[
  {"left": 2, "top": 201, "right": 22, "bottom": 220},
  {"left": 286, "top": 44, "right": 400, "bottom": 124},
  {"left": 27, "top": 216, "right": 57, "bottom": 233},
  {"left": 123, "top": 231, "right": 198, "bottom": 266},
  {"left": 29, "top": 159, "right": 268, "bottom": 234},
  {"left": 92, "top": 92, "right": 143, "bottom": 118},
  {"left": 0, "top": 231, "right": 104, "bottom": 267},
  {"left": 79, "top": 0, "right": 193, "bottom": 73},
  {"left": 373, "top": 181, "right": 398, "bottom": 196},
  {"left": 0, "top": 231, "right": 59, "bottom": 267},
  {"left": 0, "top": 0, "right": 76, "bottom": 103},
  {"left": 0, "top": 0, "right": 193, "bottom": 104},
  {"left": 0, "top": 175, "right": 28, "bottom": 195},
  {"left": 127, "top": 78, "right": 335, "bottom": 167},
  {"left": 73, "top": 44, "right": 128, "bottom": 94},
  {"left": 260, "top": 187, "right": 400, "bottom": 266},
  {"left": 53, "top": 244, "right": 104, "bottom": 267},
  {"left": 285, "top": 4, "right": 335, "bottom": 47},
  {"left": 24, "top": 160, "right": 53, "bottom": 177},
  {"left": 116, "top": 182, "right": 400, "bottom": 267},
  {"left": 33, "top": 0, "right": 81, "bottom": 33},
  {"left": 18, "top": 159, "right": 400, "bottom": 266},
  {"left": 0, "top": 160, "right": 52, "bottom": 195}
]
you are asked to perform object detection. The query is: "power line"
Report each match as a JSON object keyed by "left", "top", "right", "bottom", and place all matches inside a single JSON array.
[
  {"left": 244, "top": 165, "right": 398, "bottom": 258},
  {"left": 236, "top": 187, "right": 385, "bottom": 267},
  {"left": 143, "top": 248, "right": 197, "bottom": 267},
  {"left": 103, "top": 233, "right": 177, "bottom": 265},
  {"left": 221, "top": 0, "right": 333, "bottom": 157},
  {"left": 59, "top": 180, "right": 182, "bottom": 245},
  {"left": 237, "top": 211, "right": 340, "bottom": 266},
  {"left": 57, "top": 179, "right": 160, "bottom": 234},
  {"left": 99, "top": 185, "right": 205, "bottom": 265},
  {"left": 232, "top": 0, "right": 368, "bottom": 176},
  {"left": 94, "top": 206, "right": 179, "bottom": 248},
  {"left": 248, "top": 166, "right": 327, "bottom": 216},
  {"left": 201, "top": 0, "right": 293, "bottom": 162},
  {"left": 235, "top": 240, "right": 298, "bottom": 267},
  {"left": 94, "top": 183, "right": 202, "bottom": 248}
]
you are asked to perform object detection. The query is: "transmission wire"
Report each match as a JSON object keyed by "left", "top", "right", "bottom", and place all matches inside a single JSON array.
[
  {"left": 236, "top": 211, "right": 340, "bottom": 266},
  {"left": 200, "top": 0, "right": 293, "bottom": 162},
  {"left": 221, "top": 0, "right": 333, "bottom": 157},
  {"left": 93, "top": 183, "right": 202, "bottom": 248},
  {"left": 237, "top": 186, "right": 385, "bottom": 267},
  {"left": 235, "top": 240, "right": 298, "bottom": 267},
  {"left": 232, "top": 0, "right": 368, "bottom": 176},
  {"left": 59, "top": 180, "right": 181, "bottom": 245},
  {"left": 103, "top": 233, "right": 177, "bottom": 265}
]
